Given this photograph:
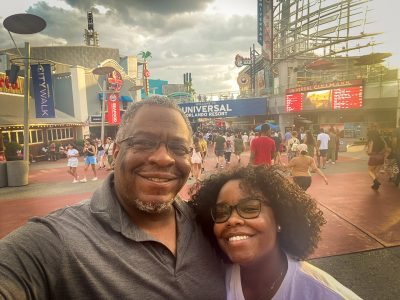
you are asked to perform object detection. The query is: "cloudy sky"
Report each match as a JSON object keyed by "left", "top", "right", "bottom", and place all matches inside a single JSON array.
[{"left": 0, "top": 0, "right": 399, "bottom": 95}]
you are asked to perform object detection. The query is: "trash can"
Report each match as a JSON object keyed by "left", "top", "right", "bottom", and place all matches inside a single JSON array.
[
  {"left": 7, "top": 160, "right": 29, "bottom": 186},
  {"left": 0, "top": 162, "right": 7, "bottom": 187}
]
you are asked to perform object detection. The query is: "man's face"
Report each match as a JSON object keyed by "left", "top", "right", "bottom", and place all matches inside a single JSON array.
[{"left": 113, "top": 105, "right": 192, "bottom": 213}]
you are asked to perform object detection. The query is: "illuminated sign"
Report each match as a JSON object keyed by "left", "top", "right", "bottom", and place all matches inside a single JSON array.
[{"left": 285, "top": 81, "right": 363, "bottom": 112}]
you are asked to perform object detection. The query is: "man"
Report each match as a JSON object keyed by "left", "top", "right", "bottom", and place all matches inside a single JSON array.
[
  {"left": 249, "top": 123, "right": 276, "bottom": 166},
  {"left": 213, "top": 131, "right": 226, "bottom": 168},
  {"left": 327, "top": 127, "right": 337, "bottom": 164},
  {"left": 0, "top": 96, "right": 226, "bottom": 299},
  {"left": 316, "top": 128, "right": 330, "bottom": 169}
]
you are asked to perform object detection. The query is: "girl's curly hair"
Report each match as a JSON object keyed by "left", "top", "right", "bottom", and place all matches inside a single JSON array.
[{"left": 189, "top": 165, "right": 326, "bottom": 261}]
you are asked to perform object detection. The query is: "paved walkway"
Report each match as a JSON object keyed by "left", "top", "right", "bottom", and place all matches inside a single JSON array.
[{"left": 0, "top": 148, "right": 399, "bottom": 299}]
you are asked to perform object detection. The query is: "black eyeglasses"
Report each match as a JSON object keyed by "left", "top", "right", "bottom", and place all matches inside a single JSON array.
[
  {"left": 211, "top": 199, "right": 265, "bottom": 223},
  {"left": 119, "top": 136, "right": 191, "bottom": 157}
]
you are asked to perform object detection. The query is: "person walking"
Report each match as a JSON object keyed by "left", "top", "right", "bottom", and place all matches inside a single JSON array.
[
  {"left": 214, "top": 131, "right": 226, "bottom": 169},
  {"left": 327, "top": 128, "right": 337, "bottom": 164},
  {"left": 80, "top": 139, "right": 98, "bottom": 182},
  {"left": 66, "top": 143, "right": 79, "bottom": 183},
  {"left": 287, "top": 144, "right": 328, "bottom": 190},
  {"left": 249, "top": 124, "right": 275, "bottom": 166},
  {"left": 191, "top": 137, "right": 203, "bottom": 181},
  {"left": 198, "top": 133, "right": 208, "bottom": 172},
  {"left": 304, "top": 130, "right": 316, "bottom": 158},
  {"left": 104, "top": 137, "right": 114, "bottom": 170},
  {"left": 241, "top": 132, "right": 249, "bottom": 151},
  {"left": 233, "top": 133, "right": 244, "bottom": 164},
  {"left": 96, "top": 138, "right": 106, "bottom": 169},
  {"left": 316, "top": 128, "right": 330, "bottom": 169},
  {"left": 0, "top": 96, "right": 226, "bottom": 299},
  {"left": 287, "top": 131, "right": 300, "bottom": 161},
  {"left": 224, "top": 132, "right": 234, "bottom": 166},
  {"left": 367, "top": 128, "right": 387, "bottom": 190},
  {"left": 271, "top": 131, "right": 282, "bottom": 165}
]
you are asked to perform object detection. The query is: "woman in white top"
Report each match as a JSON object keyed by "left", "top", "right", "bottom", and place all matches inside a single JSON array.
[
  {"left": 66, "top": 143, "right": 80, "bottom": 183},
  {"left": 191, "top": 165, "right": 362, "bottom": 300}
]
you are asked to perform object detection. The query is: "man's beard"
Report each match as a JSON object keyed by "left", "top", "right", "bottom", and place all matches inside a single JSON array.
[{"left": 134, "top": 198, "right": 174, "bottom": 214}]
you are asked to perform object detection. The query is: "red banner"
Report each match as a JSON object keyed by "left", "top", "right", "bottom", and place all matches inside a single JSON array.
[{"left": 106, "top": 93, "right": 120, "bottom": 124}]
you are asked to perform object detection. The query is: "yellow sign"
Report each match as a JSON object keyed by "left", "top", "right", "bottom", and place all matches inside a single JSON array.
[{"left": 0, "top": 72, "right": 24, "bottom": 95}]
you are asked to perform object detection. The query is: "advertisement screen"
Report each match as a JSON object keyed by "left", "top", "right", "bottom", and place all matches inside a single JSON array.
[
  {"left": 332, "top": 86, "right": 363, "bottom": 109},
  {"left": 285, "top": 93, "right": 303, "bottom": 112},
  {"left": 285, "top": 85, "right": 362, "bottom": 112}
]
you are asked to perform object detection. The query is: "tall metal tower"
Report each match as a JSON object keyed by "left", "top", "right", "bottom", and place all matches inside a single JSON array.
[{"left": 84, "top": 11, "right": 99, "bottom": 46}]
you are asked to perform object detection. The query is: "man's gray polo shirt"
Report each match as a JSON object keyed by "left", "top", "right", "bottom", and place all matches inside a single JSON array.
[{"left": 0, "top": 174, "right": 226, "bottom": 299}]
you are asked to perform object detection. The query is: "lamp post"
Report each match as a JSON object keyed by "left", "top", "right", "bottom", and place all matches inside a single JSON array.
[
  {"left": 92, "top": 66, "right": 115, "bottom": 144},
  {"left": 3, "top": 14, "right": 46, "bottom": 162}
]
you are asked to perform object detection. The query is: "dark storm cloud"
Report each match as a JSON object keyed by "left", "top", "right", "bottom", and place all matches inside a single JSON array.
[
  {"left": 0, "top": 0, "right": 257, "bottom": 93},
  {"left": 63, "top": 0, "right": 213, "bottom": 15},
  {"left": 26, "top": 2, "right": 87, "bottom": 45}
]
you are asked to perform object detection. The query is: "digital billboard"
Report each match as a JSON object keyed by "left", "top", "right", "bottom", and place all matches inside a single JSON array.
[{"left": 285, "top": 80, "right": 363, "bottom": 112}]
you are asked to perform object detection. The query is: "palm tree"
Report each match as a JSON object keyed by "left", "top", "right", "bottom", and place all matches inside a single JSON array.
[{"left": 138, "top": 51, "right": 152, "bottom": 61}]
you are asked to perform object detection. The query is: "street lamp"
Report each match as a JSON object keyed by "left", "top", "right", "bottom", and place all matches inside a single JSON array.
[
  {"left": 3, "top": 14, "right": 46, "bottom": 162},
  {"left": 92, "top": 66, "right": 115, "bottom": 144}
]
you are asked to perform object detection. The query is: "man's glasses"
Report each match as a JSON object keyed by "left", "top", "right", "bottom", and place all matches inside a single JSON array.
[
  {"left": 211, "top": 199, "right": 264, "bottom": 223},
  {"left": 119, "top": 136, "right": 190, "bottom": 157}
]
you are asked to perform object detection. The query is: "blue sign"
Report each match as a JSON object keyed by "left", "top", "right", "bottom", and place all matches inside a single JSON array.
[
  {"left": 179, "top": 98, "right": 267, "bottom": 118},
  {"left": 31, "top": 64, "right": 56, "bottom": 118}
]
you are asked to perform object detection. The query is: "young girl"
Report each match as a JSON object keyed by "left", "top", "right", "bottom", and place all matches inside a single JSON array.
[
  {"left": 191, "top": 137, "right": 203, "bottom": 181},
  {"left": 66, "top": 144, "right": 79, "bottom": 183}
]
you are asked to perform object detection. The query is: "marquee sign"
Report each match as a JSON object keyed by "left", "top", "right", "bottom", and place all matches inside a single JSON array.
[
  {"left": 285, "top": 80, "right": 363, "bottom": 112},
  {"left": 179, "top": 98, "right": 267, "bottom": 118}
]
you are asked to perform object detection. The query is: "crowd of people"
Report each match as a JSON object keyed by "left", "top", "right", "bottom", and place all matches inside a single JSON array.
[
  {"left": 62, "top": 137, "right": 116, "bottom": 183},
  {"left": 0, "top": 96, "right": 363, "bottom": 299}
]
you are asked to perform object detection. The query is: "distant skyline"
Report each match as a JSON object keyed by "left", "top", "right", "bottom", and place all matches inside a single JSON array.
[{"left": 1, "top": 0, "right": 399, "bottom": 94}]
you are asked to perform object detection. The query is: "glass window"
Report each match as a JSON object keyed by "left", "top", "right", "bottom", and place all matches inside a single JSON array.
[
  {"left": 38, "top": 130, "right": 43, "bottom": 142},
  {"left": 10, "top": 132, "right": 17, "bottom": 143},
  {"left": 57, "top": 129, "right": 61, "bottom": 140},
  {"left": 47, "top": 130, "right": 52, "bottom": 141},
  {"left": 69, "top": 128, "right": 73, "bottom": 138},
  {"left": 17, "top": 131, "right": 24, "bottom": 144},
  {"left": 2, "top": 132, "right": 10, "bottom": 143},
  {"left": 52, "top": 129, "right": 57, "bottom": 140},
  {"left": 31, "top": 131, "right": 37, "bottom": 143}
]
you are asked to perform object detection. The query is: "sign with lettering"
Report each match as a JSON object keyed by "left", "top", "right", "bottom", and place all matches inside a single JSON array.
[
  {"left": 179, "top": 98, "right": 267, "bottom": 118},
  {"left": 31, "top": 64, "right": 56, "bottom": 118},
  {"left": 106, "top": 93, "right": 120, "bottom": 124},
  {"left": 285, "top": 80, "right": 363, "bottom": 112}
]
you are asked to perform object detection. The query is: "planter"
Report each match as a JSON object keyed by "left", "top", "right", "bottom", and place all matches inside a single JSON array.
[
  {"left": 6, "top": 160, "right": 29, "bottom": 187},
  {"left": 0, "top": 162, "right": 7, "bottom": 187}
]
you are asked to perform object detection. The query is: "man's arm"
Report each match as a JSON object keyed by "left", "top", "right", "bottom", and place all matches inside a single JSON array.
[{"left": 0, "top": 222, "right": 62, "bottom": 299}]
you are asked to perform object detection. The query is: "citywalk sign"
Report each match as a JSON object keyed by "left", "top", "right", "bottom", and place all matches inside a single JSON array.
[
  {"left": 179, "top": 98, "right": 267, "bottom": 118},
  {"left": 31, "top": 64, "right": 56, "bottom": 118}
]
